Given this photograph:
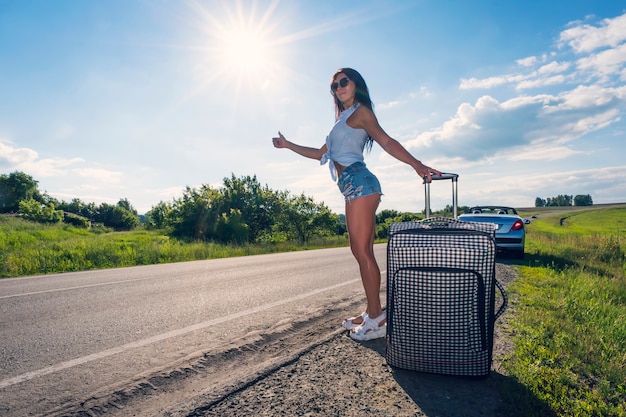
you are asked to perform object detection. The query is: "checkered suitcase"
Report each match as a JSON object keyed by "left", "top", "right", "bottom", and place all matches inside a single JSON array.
[{"left": 385, "top": 217, "right": 507, "bottom": 377}]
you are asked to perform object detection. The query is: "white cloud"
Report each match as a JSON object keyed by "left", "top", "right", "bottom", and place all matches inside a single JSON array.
[
  {"left": 460, "top": 76, "right": 509, "bottom": 89},
  {"left": 506, "top": 145, "right": 584, "bottom": 161},
  {"left": 461, "top": 13, "right": 626, "bottom": 91},
  {"left": 0, "top": 141, "right": 39, "bottom": 165},
  {"left": 516, "top": 56, "right": 538, "bottom": 67},
  {"left": 0, "top": 141, "right": 84, "bottom": 177},
  {"left": 433, "top": 165, "right": 626, "bottom": 210},
  {"left": 378, "top": 100, "right": 401, "bottom": 110},
  {"left": 72, "top": 168, "right": 123, "bottom": 184},
  {"left": 407, "top": 82, "right": 626, "bottom": 163},
  {"left": 575, "top": 42, "right": 626, "bottom": 80},
  {"left": 559, "top": 13, "right": 626, "bottom": 53},
  {"left": 516, "top": 74, "right": 568, "bottom": 90},
  {"left": 554, "top": 84, "right": 626, "bottom": 109},
  {"left": 537, "top": 61, "right": 571, "bottom": 74},
  {"left": 0, "top": 140, "right": 136, "bottom": 208},
  {"left": 510, "top": 165, "right": 626, "bottom": 196}
]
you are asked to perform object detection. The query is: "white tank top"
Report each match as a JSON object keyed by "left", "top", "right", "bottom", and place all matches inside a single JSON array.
[{"left": 320, "top": 103, "right": 369, "bottom": 181}]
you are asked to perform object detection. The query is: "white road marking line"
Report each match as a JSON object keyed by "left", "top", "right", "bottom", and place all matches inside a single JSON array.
[
  {"left": 0, "top": 277, "right": 158, "bottom": 299},
  {"left": 0, "top": 277, "right": 363, "bottom": 389}
]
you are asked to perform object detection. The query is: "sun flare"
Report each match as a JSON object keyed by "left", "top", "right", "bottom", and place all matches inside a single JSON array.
[
  {"left": 217, "top": 27, "right": 274, "bottom": 81},
  {"left": 191, "top": 0, "right": 285, "bottom": 92}
]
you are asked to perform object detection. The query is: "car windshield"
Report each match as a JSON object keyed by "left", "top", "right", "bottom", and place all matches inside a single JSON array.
[{"left": 466, "top": 207, "right": 518, "bottom": 215}]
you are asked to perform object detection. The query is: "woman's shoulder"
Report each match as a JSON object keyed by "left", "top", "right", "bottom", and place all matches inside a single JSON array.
[{"left": 352, "top": 103, "right": 377, "bottom": 123}]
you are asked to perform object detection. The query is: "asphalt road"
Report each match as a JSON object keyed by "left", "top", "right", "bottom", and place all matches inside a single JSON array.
[{"left": 0, "top": 245, "right": 386, "bottom": 416}]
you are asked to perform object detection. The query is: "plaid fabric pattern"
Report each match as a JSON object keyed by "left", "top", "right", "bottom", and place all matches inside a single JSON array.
[{"left": 386, "top": 217, "right": 499, "bottom": 377}]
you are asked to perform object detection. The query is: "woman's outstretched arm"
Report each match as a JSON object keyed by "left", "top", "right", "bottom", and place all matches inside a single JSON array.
[
  {"left": 272, "top": 131, "right": 326, "bottom": 161},
  {"left": 350, "top": 108, "right": 441, "bottom": 182}
]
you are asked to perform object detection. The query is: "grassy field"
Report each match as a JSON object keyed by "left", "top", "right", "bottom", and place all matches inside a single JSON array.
[
  {"left": 0, "top": 215, "right": 349, "bottom": 278},
  {"left": 504, "top": 204, "right": 625, "bottom": 417},
  {"left": 1, "top": 205, "right": 625, "bottom": 416}
]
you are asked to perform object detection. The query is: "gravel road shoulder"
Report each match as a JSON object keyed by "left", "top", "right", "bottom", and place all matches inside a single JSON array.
[{"left": 183, "top": 263, "right": 526, "bottom": 417}]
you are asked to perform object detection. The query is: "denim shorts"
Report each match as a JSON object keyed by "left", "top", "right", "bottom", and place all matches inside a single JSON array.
[{"left": 337, "top": 162, "right": 382, "bottom": 202}]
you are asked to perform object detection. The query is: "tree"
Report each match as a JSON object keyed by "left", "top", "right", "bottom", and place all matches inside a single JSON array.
[
  {"left": 439, "top": 204, "right": 456, "bottom": 217},
  {"left": 57, "top": 198, "right": 98, "bottom": 220},
  {"left": 376, "top": 211, "right": 422, "bottom": 239},
  {"left": 0, "top": 171, "right": 41, "bottom": 213},
  {"left": 221, "top": 174, "right": 276, "bottom": 242},
  {"left": 543, "top": 194, "right": 573, "bottom": 206},
  {"left": 557, "top": 194, "right": 573, "bottom": 206},
  {"left": 150, "top": 179, "right": 271, "bottom": 243},
  {"left": 535, "top": 197, "right": 546, "bottom": 207},
  {"left": 276, "top": 193, "right": 339, "bottom": 243},
  {"left": 95, "top": 201, "right": 139, "bottom": 231},
  {"left": 18, "top": 198, "right": 63, "bottom": 223},
  {"left": 574, "top": 194, "right": 593, "bottom": 206},
  {"left": 145, "top": 201, "right": 172, "bottom": 229},
  {"left": 215, "top": 209, "right": 250, "bottom": 243},
  {"left": 335, "top": 213, "right": 347, "bottom": 236},
  {"left": 148, "top": 175, "right": 345, "bottom": 243},
  {"left": 169, "top": 185, "right": 225, "bottom": 240},
  {"left": 116, "top": 198, "right": 138, "bottom": 215},
  {"left": 376, "top": 209, "right": 400, "bottom": 224},
  {"left": 63, "top": 212, "right": 91, "bottom": 228}
]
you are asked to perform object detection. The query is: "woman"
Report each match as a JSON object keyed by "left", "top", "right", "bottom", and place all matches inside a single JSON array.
[{"left": 272, "top": 68, "right": 441, "bottom": 341}]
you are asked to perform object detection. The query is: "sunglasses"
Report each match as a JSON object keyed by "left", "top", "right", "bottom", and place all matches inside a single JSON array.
[{"left": 330, "top": 77, "right": 350, "bottom": 92}]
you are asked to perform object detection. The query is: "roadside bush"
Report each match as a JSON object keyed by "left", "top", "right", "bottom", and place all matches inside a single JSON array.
[
  {"left": 63, "top": 212, "right": 91, "bottom": 228},
  {"left": 18, "top": 198, "right": 63, "bottom": 224}
]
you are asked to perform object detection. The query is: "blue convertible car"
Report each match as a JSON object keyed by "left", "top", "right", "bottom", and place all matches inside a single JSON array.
[{"left": 459, "top": 206, "right": 525, "bottom": 259}]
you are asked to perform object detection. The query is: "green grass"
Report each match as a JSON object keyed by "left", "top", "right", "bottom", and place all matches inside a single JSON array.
[
  {"left": 0, "top": 215, "right": 349, "bottom": 277},
  {"left": 501, "top": 206, "right": 626, "bottom": 417}
]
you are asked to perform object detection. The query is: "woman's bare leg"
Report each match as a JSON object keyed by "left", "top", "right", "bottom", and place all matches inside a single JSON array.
[{"left": 345, "top": 193, "right": 384, "bottom": 322}]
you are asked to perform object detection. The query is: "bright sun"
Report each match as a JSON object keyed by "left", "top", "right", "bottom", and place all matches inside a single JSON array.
[
  {"left": 191, "top": 0, "right": 285, "bottom": 92},
  {"left": 217, "top": 27, "right": 274, "bottom": 81}
]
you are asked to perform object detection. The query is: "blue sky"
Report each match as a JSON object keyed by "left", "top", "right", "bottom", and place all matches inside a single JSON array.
[{"left": 1, "top": 0, "right": 625, "bottom": 215}]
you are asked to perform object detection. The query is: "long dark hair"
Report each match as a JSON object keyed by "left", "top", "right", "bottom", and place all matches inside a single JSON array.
[{"left": 331, "top": 67, "right": 374, "bottom": 151}]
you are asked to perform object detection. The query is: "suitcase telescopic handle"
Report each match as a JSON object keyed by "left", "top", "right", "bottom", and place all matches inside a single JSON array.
[
  {"left": 424, "top": 172, "right": 459, "bottom": 219},
  {"left": 426, "top": 173, "right": 459, "bottom": 181}
]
